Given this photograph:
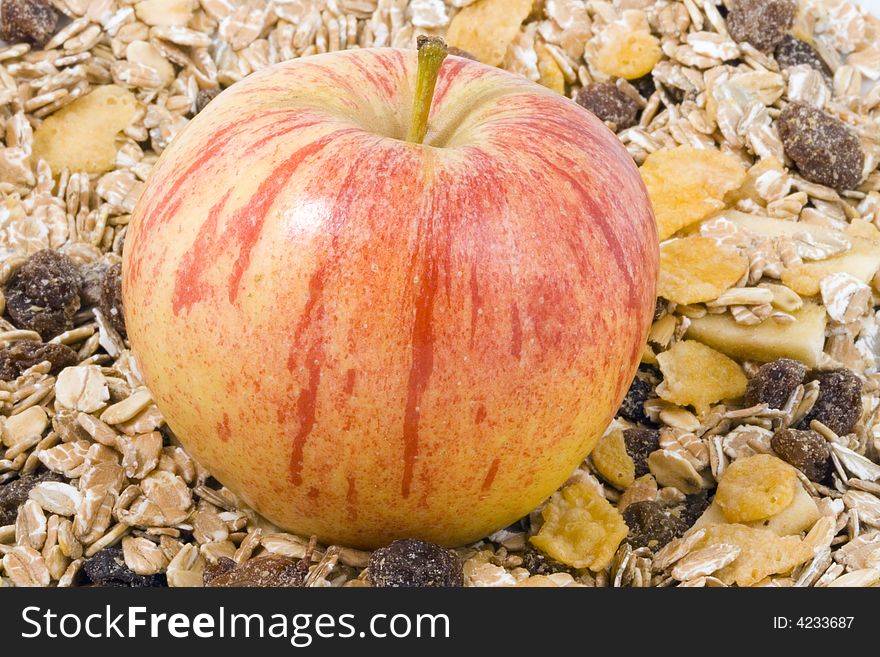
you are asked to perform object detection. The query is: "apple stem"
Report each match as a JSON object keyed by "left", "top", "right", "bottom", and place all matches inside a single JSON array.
[{"left": 406, "top": 36, "right": 448, "bottom": 145}]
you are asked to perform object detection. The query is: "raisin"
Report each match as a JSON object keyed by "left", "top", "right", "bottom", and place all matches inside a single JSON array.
[
  {"left": 83, "top": 547, "right": 167, "bottom": 587},
  {"left": 653, "top": 299, "right": 666, "bottom": 321},
  {"left": 774, "top": 35, "right": 830, "bottom": 75},
  {"left": 630, "top": 73, "right": 656, "bottom": 100},
  {"left": 4, "top": 250, "right": 82, "bottom": 339},
  {"left": 662, "top": 84, "right": 686, "bottom": 105},
  {"left": 726, "top": 0, "right": 796, "bottom": 52},
  {"left": 623, "top": 500, "right": 688, "bottom": 551},
  {"left": 206, "top": 555, "right": 309, "bottom": 587},
  {"left": 79, "top": 261, "right": 109, "bottom": 307},
  {"left": 368, "top": 538, "right": 462, "bottom": 587},
  {"left": 618, "top": 375, "right": 655, "bottom": 426},
  {"left": 677, "top": 490, "right": 711, "bottom": 526},
  {"left": 0, "top": 340, "right": 77, "bottom": 380},
  {"left": 799, "top": 369, "right": 863, "bottom": 436},
  {"left": 623, "top": 427, "right": 660, "bottom": 477},
  {"left": 99, "top": 262, "right": 126, "bottom": 338},
  {"left": 771, "top": 428, "right": 832, "bottom": 482},
  {"left": 0, "top": 0, "right": 58, "bottom": 47},
  {"left": 195, "top": 88, "right": 221, "bottom": 114},
  {"left": 744, "top": 358, "right": 807, "bottom": 409},
  {"left": 520, "top": 545, "right": 575, "bottom": 576},
  {"left": 203, "top": 556, "right": 238, "bottom": 584},
  {"left": 447, "top": 46, "right": 477, "bottom": 60},
  {"left": 576, "top": 82, "right": 640, "bottom": 130},
  {"left": 776, "top": 103, "right": 864, "bottom": 190},
  {"left": 0, "top": 470, "right": 63, "bottom": 523}
]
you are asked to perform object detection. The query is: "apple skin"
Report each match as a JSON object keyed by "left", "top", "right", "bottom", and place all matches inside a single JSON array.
[{"left": 122, "top": 47, "right": 657, "bottom": 548}]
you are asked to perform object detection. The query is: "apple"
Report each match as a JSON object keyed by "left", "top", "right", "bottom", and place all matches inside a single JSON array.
[{"left": 123, "top": 39, "right": 657, "bottom": 548}]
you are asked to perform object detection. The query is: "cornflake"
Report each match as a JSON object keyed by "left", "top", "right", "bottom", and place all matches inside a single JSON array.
[
  {"left": 658, "top": 236, "right": 748, "bottom": 305},
  {"left": 590, "top": 428, "right": 635, "bottom": 489},
  {"left": 32, "top": 86, "right": 138, "bottom": 174},
  {"left": 691, "top": 523, "right": 812, "bottom": 586},
  {"left": 715, "top": 454, "right": 797, "bottom": 523},
  {"left": 639, "top": 146, "right": 746, "bottom": 240},
  {"left": 445, "top": 0, "right": 532, "bottom": 67},
  {"left": 594, "top": 11, "right": 661, "bottom": 80},
  {"left": 530, "top": 481, "right": 628, "bottom": 570},
  {"left": 656, "top": 340, "right": 748, "bottom": 415},
  {"left": 536, "top": 43, "right": 565, "bottom": 94}
]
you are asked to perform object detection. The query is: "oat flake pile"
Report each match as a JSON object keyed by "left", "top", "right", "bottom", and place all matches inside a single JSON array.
[{"left": 1, "top": 0, "right": 880, "bottom": 588}]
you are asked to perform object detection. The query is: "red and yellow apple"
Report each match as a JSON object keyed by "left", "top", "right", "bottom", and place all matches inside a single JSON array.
[{"left": 122, "top": 43, "right": 657, "bottom": 548}]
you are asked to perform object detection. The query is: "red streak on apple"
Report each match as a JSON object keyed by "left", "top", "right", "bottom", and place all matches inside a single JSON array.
[
  {"left": 343, "top": 369, "right": 357, "bottom": 396},
  {"left": 475, "top": 404, "right": 487, "bottom": 425},
  {"left": 217, "top": 413, "right": 231, "bottom": 442},
  {"left": 481, "top": 458, "right": 500, "bottom": 492},
  {"left": 122, "top": 48, "right": 658, "bottom": 548},
  {"left": 283, "top": 262, "right": 328, "bottom": 486},
  {"left": 401, "top": 254, "right": 438, "bottom": 497},
  {"left": 509, "top": 303, "right": 523, "bottom": 359},
  {"left": 468, "top": 261, "right": 482, "bottom": 347},
  {"left": 172, "top": 190, "right": 230, "bottom": 316}
]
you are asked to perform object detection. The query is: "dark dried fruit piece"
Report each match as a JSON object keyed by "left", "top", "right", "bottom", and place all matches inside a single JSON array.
[
  {"left": 206, "top": 554, "right": 309, "bottom": 587},
  {"left": 0, "top": 340, "right": 77, "bottom": 380},
  {"left": 195, "top": 88, "right": 221, "bottom": 114},
  {"left": 630, "top": 73, "right": 656, "bottom": 100},
  {"left": 79, "top": 261, "right": 109, "bottom": 307},
  {"left": 520, "top": 545, "right": 575, "bottom": 576},
  {"left": 744, "top": 358, "right": 807, "bottom": 409},
  {"left": 623, "top": 500, "right": 688, "bottom": 551},
  {"left": 202, "top": 556, "right": 237, "bottom": 584},
  {"left": 653, "top": 299, "right": 666, "bottom": 321},
  {"left": 774, "top": 35, "right": 830, "bottom": 75},
  {"left": 771, "top": 428, "right": 831, "bottom": 482},
  {"left": 776, "top": 103, "right": 864, "bottom": 190},
  {"left": 623, "top": 427, "right": 660, "bottom": 477},
  {"left": 575, "top": 82, "right": 639, "bottom": 130},
  {"left": 368, "top": 538, "right": 462, "bottom": 587},
  {"left": 83, "top": 547, "right": 167, "bottom": 587},
  {"left": 726, "top": 0, "right": 796, "bottom": 52},
  {"left": 99, "top": 262, "right": 126, "bottom": 338},
  {"left": 0, "top": 470, "right": 63, "bottom": 523},
  {"left": 618, "top": 375, "right": 655, "bottom": 426},
  {"left": 677, "top": 491, "right": 711, "bottom": 527},
  {"left": 799, "top": 369, "right": 863, "bottom": 436},
  {"left": 0, "top": 0, "right": 58, "bottom": 47},
  {"left": 5, "top": 250, "right": 82, "bottom": 339}
]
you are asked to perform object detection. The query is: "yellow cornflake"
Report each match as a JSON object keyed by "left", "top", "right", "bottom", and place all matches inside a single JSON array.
[
  {"left": 656, "top": 340, "right": 748, "bottom": 415},
  {"left": 591, "top": 429, "right": 635, "bottom": 489},
  {"left": 446, "top": 0, "right": 533, "bottom": 67},
  {"left": 594, "top": 21, "right": 661, "bottom": 79},
  {"left": 530, "top": 482, "right": 628, "bottom": 571},
  {"left": 692, "top": 523, "right": 812, "bottom": 586},
  {"left": 33, "top": 85, "right": 138, "bottom": 174},
  {"left": 536, "top": 43, "right": 565, "bottom": 94},
  {"left": 640, "top": 146, "right": 747, "bottom": 240},
  {"left": 715, "top": 454, "right": 797, "bottom": 523},
  {"left": 658, "top": 236, "right": 748, "bottom": 305}
]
